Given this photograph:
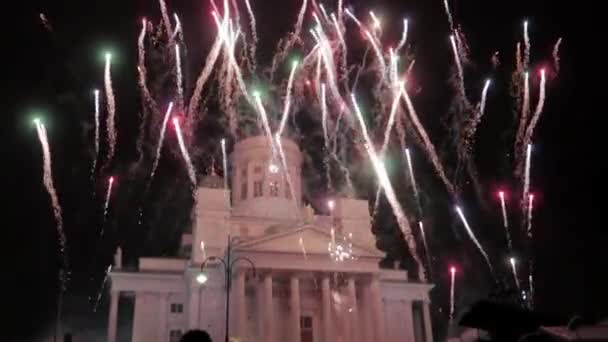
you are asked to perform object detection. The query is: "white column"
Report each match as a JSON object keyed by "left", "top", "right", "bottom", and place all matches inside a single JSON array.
[
  {"left": 370, "top": 277, "right": 386, "bottom": 342},
  {"left": 360, "top": 285, "right": 373, "bottom": 342},
  {"left": 347, "top": 278, "right": 360, "bottom": 342},
  {"left": 402, "top": 300, "right": 416, "bottom": 342},
  {"left": 321, "top": 275, "right": 332, "bottom": 342},
  {"left": 264, "top": 274, "right": 274, "bottom": 342},
  {"left": 235, "top": 270, "right": 247, "bottom": 339},
  {"left": 422, "top": 302, "right": 434, "bottom": 342},
  {"left": 107, "top": 290, "right": 119, "bottom": 342},
  {"left": 158, "top": 293, "right": 168, "bottom": 341},
  {"left": 189, "top": 285, "right": 201, "bottom": 329},
  {"left": 290, "top": 275, "right": 302, "bottom": 342}
]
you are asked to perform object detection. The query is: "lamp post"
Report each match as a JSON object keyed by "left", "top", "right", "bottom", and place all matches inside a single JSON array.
[{"left": 198, "top": 236, "right": 256, "bottom": 342}]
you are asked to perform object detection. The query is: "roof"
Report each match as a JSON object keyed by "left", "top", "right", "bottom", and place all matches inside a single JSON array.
[{"left": 234, "top": 224, "right": 383, "bottom": 258}]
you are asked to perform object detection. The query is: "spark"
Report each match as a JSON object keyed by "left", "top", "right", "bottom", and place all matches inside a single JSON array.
[
  {"left": 396, "top": 19, "right": 409, "bottom": 53},
  {"left": 35, "top": 120, "right": 68, "bottom": 288},
  {"left": 344, "top": 8, "right": 362, "bottom": 27},
  {"left": 419, "top": 221, "right": 432, "bottom": 272},
  {"left": 450, "top": 34, "right": 465, "bottom": 97},
  {"left": 149, "top": 102, "right": 174, "bottom": 183},
  {"left": 221, "top": 138, "right": 229, "bottom": 192},
  {"left": 158, "top": 0, "right": 173, "bottom": 40},
  {"left": 172, "top": 118, "right": 196, "bottom": 184},
  {"left": 243, "top": 0, "right": 258, "bottom": 69},
  {"left": 92, "top": 89, "right": 100, "bottom": 177},
  {"left": 527, "top": 193, "right": 535, "bottom": 238},
  {"left": 172, "top": 13, "right": 182, "bottom": 40},
  {"left": 455, "top": 206, "right": 494, "bottom": 275},
  {"left": 523, "top": 20, "right": 530, "bottom": 69},
  {"left": 479, "top": 79, "right": 491, "bottom": 118},
  {"left": 405, "top": 148, "right": 420, "bottom": 203},
  {"left": 369, "top": 11, "right": 381, "bottom": 30},
  {"left": 175, "top": 44, "right": 184, "bottom": 109},
  {"left": 443, "top": 0, "right": 454, "bottom": 30},
  {"left": 522, "top": 143, "right": 532, "bottom": 213},
  {"left": 510, "top": 257, "right": 521, "bottom": 291},
  {"left": 320, "top": 83, "right": 332, "bottom": 191},
  {"left": 200, "top": 241, "right": 207, "bottom": 260},
  {"left": 104, "top": 53, "right": 117, "bottom": 167},
  {"left": 277, "top": 60, "right": 299, "bottom": 137},
  {"left": 515, "top": 71, "right": 530, "bottom": 166},
  {"left": 553, "top": 37, "right": 563, "bottom": 74},
  {"left": 498, "top": 191, "right": 513, "bottom": 251},
  {"left": 188, "top": 34, "right": 223, "bottom": 116},
  {"left": 449, "top": 266, "right": 456, "bottom": 321},
  {"left": 523, "top": 69, "right": 547, "bottom": 151},
  {"left": 102, "top": 176, "right": 115, "bottom": 224}
]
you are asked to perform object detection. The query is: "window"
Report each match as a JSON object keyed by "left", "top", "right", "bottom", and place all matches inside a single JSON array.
[
  {"left": 170, "top": 303, "right": 183, "bottom": 313},
  {"left": 412, "top": 301, "right": 425, "bottom": 342},
  {"left": 300, "top": 316, "right": 313, "bottom": 342},
  {"left": 241, "top": 182, "right": 247, "bottom": 200},
  {"left": 269, "top": 181, "right": 279, "bottom": 197},
  {"left": 285, "top": 180, "right": 292, "bottom": 199},
  {"left": 241, "top": 167, "right": 247, "bottom": 178},
  {"left": 254, "top": 166, "right": 262, "bottom": 174},
  {"left": 169, "top": 330, "right": 182, "bottom": 342},
  {"left": 253, "top": 181, "right": 263, "bottom": 197}
]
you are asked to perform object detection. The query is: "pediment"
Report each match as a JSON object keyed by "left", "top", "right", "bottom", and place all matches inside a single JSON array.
[{"left": 235, "top": 225, "right": 383, "bottom": 258}]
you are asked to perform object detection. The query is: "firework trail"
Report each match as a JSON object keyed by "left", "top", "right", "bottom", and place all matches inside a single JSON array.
[
  {"left": 277, "top": 60, "right": 299, "bottom": 137},
  {"left": 402, "top": 87, "right": 456, "bottom": 197},
  {"left": 243, "top": 0, "right": 258, "bottom": 68},
  {"left": 510, "top": 257, "right": 521, "bottom": 292},
  {"left": 320, "top": 84, "right": 333, "bottom": 191},
  {"left": 100, "top": 176, "right": 115, "bottom": 237},
  {"left": 137, "top": 19, "right": 157, "bottom": 113},
  {"left": 92, "top": 265, "right": 112, "bottom": 312},
  {"left": 523, "top": 21, "right": 530, "bottom": 69},
  {"left": 319, "top": 4, "right": 330, "bottom": 22},
  {"left": 253, "top": 93, "right": 278, "bottom": 160},
  {"left": 479, "top": 79, "right": 491, "bottom": 120},
  {"left": 91, "top": 89, "right": 100, "bottom": 178},
  {"left": 450, "top": 34, "right": 465, "bottom": 97},
  {"left": 443, "top": 0, "right": 454, "bottom": 30},
  {"left": 330, "top": 13, "right": 348, "bottom": 81},
  {"left": 455, "top": 206, "right": 494, "bottom": 275},
  {"left": 173, "top": 118, "right": 197, "bottom": 185},
  {"left": 449, "top": 266, "right": 456, "bottom": 321},
  {"left": 369, "top": 11, "right": 381, "bottom": 31},
  {"left": 40, "top": 13, "right": 52, "bottom": 32},
  {"left": 498, "top": 191, "right": 513, "bottom": 251},
  {"left": 516, "top": 43, "right": 523, "bottom": 74},
  {"left": 492, "top": 51, "right": 500, "bottom": 68},
  {"left": 553, "top": 38, "right": 562, "bottom": 74},
  {"left": 200, "top": 240, "right": 207, "bottom": 260},
  {"left": 158, "top": 0, "right": 173, "bottom": 40},
  {"left": 396, "top": 19, "right": 409, "bottom": 53},
  {"left": 522, "top": 143, "right": 532, "bottom": 213},
  {"left": 515, "top": 71, "right": 530, "bottom": 168},
  {"left": 352, "top": 93, "right": 427, "bottom": 281},
  {"left": 188, "top": 34, "right": 223, "bottom": 116},
  {"left": 171, "top": 13, "right": 182, "bottom": 41},
  {"left": 271, "top": 0, "right": 308, "bottom": 77},
  {"left": 373, "top": 86, "right": 404, "bottom": 214},
  {"left": 175, "top": 44, "right": 184, "bottom": 110},
  {"left": 419, "top": 221, "right": 432, "bottom": 276},
  {"left": 149, "top": 102, "right": 174, "bottom": 184},
  {"left": 35, "top": 119, "right": 68, "bottom": 287},
  {"left": 104, "top": 53, "right": 117, "bottom": 166},
  {"left": 526, "top": 194, "right": 535, "bottom": 239},
  {"left": 276, "top": 135, "right": 301, "bottom": 218},
  {"left": 405, "top": 148, "right": 421, "bottom": 208},
  {"left": 523, "top": 69, "right": 547, "bottom": 150}
]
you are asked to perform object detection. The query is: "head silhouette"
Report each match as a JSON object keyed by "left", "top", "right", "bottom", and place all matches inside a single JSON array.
[{"left": 179, "top": 330, "right": 212, "bottom": 342}]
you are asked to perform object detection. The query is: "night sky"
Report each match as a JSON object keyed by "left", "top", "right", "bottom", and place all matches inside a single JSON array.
[{"left": 4, "top": 0, "right": 605, "bottom": 341}]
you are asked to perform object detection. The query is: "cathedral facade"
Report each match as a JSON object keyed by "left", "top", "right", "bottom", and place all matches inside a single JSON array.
[{"left": 107, "top": 135, "right": 434, "bottom": 342}]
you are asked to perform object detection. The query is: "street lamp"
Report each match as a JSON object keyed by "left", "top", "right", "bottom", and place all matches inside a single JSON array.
[{"left": 198, "top": 236, "right": 256, "bottom": 342}]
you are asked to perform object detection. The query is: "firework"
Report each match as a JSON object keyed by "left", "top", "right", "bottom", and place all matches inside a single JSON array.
[
  {"left": 396, "top": 19, "right": 409, "bottom": 53},
  {"left": 92, "top": 89, "right": 100, "bottom": 177},
  {"left": 149, "top": 102, "right": 174, "bottom": 184},
  {"left": 352, "top": 93, "right": 427, "bottom": 281},
  {"left": 553, "top": 38, "right": 563, "bottom": 74},
  {"left": 449, "top": 266, "right": 456, "bottom": 321},
  {"left": 444, "top": 0, "right": 454, "bottom": 30},
  {"left": 369, "top": 11, "right": 381, "bottom": 30},
  {"left": 40, "top": 13, "right": 52, "bottom": 32},
  {"left": 35, "top": 119, "right": 68, "bottom": 287},
  {"left": 243, "top": 0, "right": 258, "bottom": 68},
  {"left": 510, "top": 257, "right": 521, "bottom": 291},
  {"left": 188, "top": 34, "right": 223, "bottom": 116},
  {"left": 158, "top": 0, "right": 173, "bottom": 40},
  {"left": 479, "top": 79, "right": 491, "bottom": 119},
  {"left": 523, "top": 69, "right": 547, "bottom": 150},
  {"left": 100, "top": 176, "right": 115, "bottom": 237},
  {"left": 522, "top": 144, "right": 532, "bottom": 212},
  {"left": 498, "top": 191, "right": 513, "bottom": 251},
  {"left": 277, "top": 60, "right": 299, "bottom": 137},
  {"left": 402, "top": 87, "right": 456, "bottom": 197},
  {"left": 450, "top": 34, "right": 465, "bottom": 97},
  {"left": 175, "top": 44, "right": 184, "bottom": 109},
  {"left": 320, "top": 83, "right": 333, "bottom": 191},
  {"left": 527, "top": 194, "right": 535, "bottom": 238},
  {"left": 172, "top": 118, "right": 196, "bottom": 184},
  {"left": 104, "top": 53, "right": 117, "bottom": 167},
  {"left": 455, "top": 206, "right": 494, "bottom": 275},
  {"left": 523, "top": 20, "right": 530, "bottom": 69},
  {"left": 515, "top": 71, "right": 530, "bottom": 167},
  {"left": 419, "top": 221, "right": 432, "bottom": 274},
  {"left": 271, "top": 0, "right": 308, "bottom": 77},
  {"left": 172, "top": 13, "right": 182, "bottom": 40},
  {"left": 92, "top": 265, "right": 112, "bottom": 312}
]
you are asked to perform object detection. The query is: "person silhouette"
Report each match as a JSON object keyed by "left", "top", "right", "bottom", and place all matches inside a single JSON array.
[{"left": 179, "top": 330, "right": 213, "bottom": 342}]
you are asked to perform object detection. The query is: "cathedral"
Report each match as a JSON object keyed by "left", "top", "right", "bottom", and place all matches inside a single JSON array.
[{"left": 107, "top": 135, "right": 434, "bottom": 342}]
